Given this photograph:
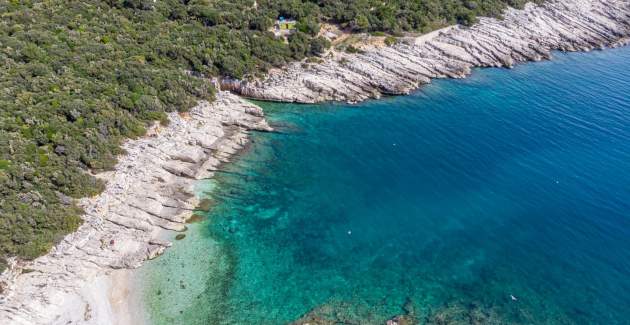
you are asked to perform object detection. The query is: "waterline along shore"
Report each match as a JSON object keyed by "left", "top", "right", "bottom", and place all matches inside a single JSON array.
[
  {"left": 140, "top": 47, "right": 630, "bottom": 324},
  {"left": 233, "top": 0, "right": 630, "bottom": 103},
  {"left": 0, "top": 93, "right": 271, "bottom": 324},
  {"left": 0, "top": 0, "right": 629, "bottom": 324}
]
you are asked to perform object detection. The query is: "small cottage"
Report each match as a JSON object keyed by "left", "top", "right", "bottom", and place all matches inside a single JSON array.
[{"left": 274, "top": 17, "right": 296, "bottom": 36}]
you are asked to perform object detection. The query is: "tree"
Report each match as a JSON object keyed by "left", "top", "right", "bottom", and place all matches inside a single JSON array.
[
  {"left": 309, "top": 36, "right": 331, "bottom": 56},
  {"left": 353, "top": 14, "right": 370, "bottom": 31}
]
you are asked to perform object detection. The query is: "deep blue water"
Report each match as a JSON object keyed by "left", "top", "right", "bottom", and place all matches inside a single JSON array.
[{"left": 140, "top": 47, "right": 630, "bottom": 324}]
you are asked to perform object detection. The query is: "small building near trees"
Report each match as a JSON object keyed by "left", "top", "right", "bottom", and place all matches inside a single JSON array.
[{"left": 273, "top": 16, "right": 296, "bottom": 37}]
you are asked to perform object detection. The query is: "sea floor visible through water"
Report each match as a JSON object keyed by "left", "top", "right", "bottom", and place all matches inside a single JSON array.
[{"left": 134, "top": 47, "right": 630, "bottom": 325}]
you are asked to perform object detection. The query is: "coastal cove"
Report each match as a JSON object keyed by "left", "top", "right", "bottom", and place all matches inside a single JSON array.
[
  {"left": 1, "top": 1, "right": 630, "bottom": 324},
  {"left": 136, "top": 47, "right": 630, "bottom": 324}
]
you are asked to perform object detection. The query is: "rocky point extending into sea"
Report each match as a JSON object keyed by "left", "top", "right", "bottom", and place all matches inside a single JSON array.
[
  {"left": 0, "top": 92, "right": 271, "bottom": 324},
  {"left": 1, "top": 0, "right": 629, "bottom": 324},
  {"left": 233, "top": 0, "right": 630, "bottom": 104}
]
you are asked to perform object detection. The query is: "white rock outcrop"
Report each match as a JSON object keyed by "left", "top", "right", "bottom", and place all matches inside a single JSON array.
[
  {"left": 1, "top": 0, "right": 630, "bottom": 323},
  {"left": 235, "top": 0, "right": 630, "bottom": 103},
  {"left": 0, "top": 92, "right": 271, "bottom": 325}
]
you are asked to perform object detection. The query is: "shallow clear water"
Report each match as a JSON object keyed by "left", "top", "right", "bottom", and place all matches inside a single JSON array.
[{"left": 139, "top": 47, "right": 630, "bottom": 324}]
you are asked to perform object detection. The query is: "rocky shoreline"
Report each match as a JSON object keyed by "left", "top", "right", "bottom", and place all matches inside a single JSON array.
[
  {"left": 233, "top": 0, "right": 630, "bottom": 103},
  {"left": 1, "top": 0, "right": 630, "bottom": 324},
  {"left": 0, "top": 92, "right": 271, "bottom": 324}
]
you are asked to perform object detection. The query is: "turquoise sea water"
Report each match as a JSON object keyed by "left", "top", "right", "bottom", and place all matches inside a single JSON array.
[{"left": 138, "top": 47, "right": 630, "bottom": 324}]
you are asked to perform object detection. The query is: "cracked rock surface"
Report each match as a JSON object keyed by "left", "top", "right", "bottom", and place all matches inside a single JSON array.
[
  {"left": 235, "top": 0, "right": 630, "bottom": 103},
  {"left": 0, "top": 92, "right": 271, "bottom": 325},
  {"left": 2, "top": 0, "right": 630, "bottom": 323}
]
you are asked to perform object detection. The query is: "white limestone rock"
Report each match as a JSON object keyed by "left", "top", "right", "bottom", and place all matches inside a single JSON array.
[
  {"left": 234, "top": 0, "right": 630, "bottom": 104},
  {"left": 0, "top": 92, "right": 271, "bottom": 325}
]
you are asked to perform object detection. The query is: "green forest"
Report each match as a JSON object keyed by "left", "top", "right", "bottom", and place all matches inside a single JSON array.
[{"left": 0, "top": 0, "right": 539, "bottom": 271}]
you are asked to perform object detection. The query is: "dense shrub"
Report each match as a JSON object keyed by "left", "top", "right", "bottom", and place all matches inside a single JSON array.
[
  {"left": 0, "top": 0, "right": 541, "bottom": 270},
  {"left": 315, "top": 0, "right": 544, "bottom": 33}
]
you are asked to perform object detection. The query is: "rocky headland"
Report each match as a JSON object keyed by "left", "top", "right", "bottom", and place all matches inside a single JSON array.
[
  {"left": 0, "top": 92, "right": 271, "bottom": 324},
  {"left": 234, "top": 0, "right": 630, "bottom": 103},
  {"left": 2, "top": 0, "right": 630, "bottom": 324}
]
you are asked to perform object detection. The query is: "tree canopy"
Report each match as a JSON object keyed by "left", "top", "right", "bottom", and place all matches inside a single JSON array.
[{"left": 0, "top": 0, "right": 540, "bottom": 270}]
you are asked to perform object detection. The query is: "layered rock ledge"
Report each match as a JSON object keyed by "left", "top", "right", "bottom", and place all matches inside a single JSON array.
[
  {"left": 235, "top": 0, "right": 630, "bottom": 103},
  {"left": 0, "top": 92, "right": 271, "bottom": 324}
]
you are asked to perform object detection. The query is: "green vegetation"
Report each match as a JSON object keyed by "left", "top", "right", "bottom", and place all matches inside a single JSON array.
[
  {"left": 0, "top": 0, "right": 540, "bottom": 270},
  {"left": 384, "top": 36, "right": 398, "bottom": 47},
  {"left": 317, "top": 0, "right": 543, "bottom": 32}
]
